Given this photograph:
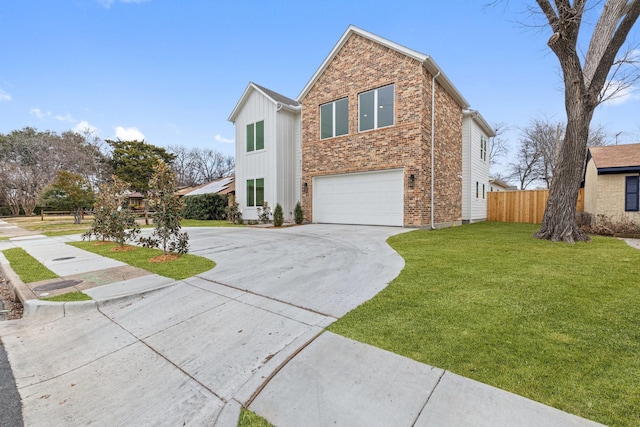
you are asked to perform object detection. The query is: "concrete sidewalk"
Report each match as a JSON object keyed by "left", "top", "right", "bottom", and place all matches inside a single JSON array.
[{"left": 0, "top": 223, "right": 605, "bottom": 426}]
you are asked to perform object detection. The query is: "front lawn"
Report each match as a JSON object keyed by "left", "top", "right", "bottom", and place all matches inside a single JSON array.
[
  {"left": 69, "top": 241, "right": 215, "bottom": 280},
  {"left": 329, "top": 222, "right": 640, "bottom": 427},
  {"left": 1, "top": 248, "right": 58, "bottom": 283}
]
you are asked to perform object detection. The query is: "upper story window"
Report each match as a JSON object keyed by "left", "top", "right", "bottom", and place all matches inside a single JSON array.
[
  {"left": 320, "top": 98, "right": 348, "bottom": 139},
  {"left": 480, "top": 135, "right": 487, "bottom": 161},
  {"left": 246, "top": 120, "right": 264, "bottom": 152},
  {"left": 359, "top": 84, "right": 394, "bottom": 132}
]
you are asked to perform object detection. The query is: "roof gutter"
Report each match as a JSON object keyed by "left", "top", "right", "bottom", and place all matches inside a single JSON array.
[{"left": 431, "top": 70, "right": 441, "bottom": 230}]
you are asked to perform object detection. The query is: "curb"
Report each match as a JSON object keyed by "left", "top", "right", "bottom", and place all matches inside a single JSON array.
[{"left": 0, "top": 259, "right": 97, "bottom": 319}]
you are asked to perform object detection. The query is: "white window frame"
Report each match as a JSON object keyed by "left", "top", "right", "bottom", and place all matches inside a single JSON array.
[
  {"left": 320, "top": 98, "right": 348, "bottom": 140},
  {"left": 358, "top": 84, "right": 394, "bottom": 132}
]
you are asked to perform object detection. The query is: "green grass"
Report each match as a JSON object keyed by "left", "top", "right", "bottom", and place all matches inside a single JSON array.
[
  {"left": 238, "top": 408, "right": 274, "bottom": 427},
  {"left": 181, "top": 219, "right": 245, "bottom": 227},
  {"left": 68, "top": 241, "right": 215, "bottom": 280},
  {"left": 1, "top": 248, "right": 59, "bottom": 283},
  {"left": 329, "top": 222, "right": 640, "bottom": 427},
  {"left": 42, "top": 291, "right": 92, "bottom": 302}
]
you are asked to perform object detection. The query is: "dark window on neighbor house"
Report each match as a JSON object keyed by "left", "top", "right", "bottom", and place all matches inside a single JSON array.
[
  {"left": 483, "top": 184, "right": 485, "bottom": 199},
  {"left": 476, "top": 181, "right": 479, "bottom": 198},
  {"left": 625, "top": 176, "right": 639, "bottom": 211},
  {"left": 359, "top": 84, "right": 394, "bottom": 132},
  {"left": 320, "top": 98, "right": 348, "bottom": 139},
  {"left": 246, "top": 120, "right": 264, "bottom": 152},
  {"left": 246, "top": 178, "right": 264, "bottom": 207},
  {"left": 480, "top": 136, "right": 487, "bottom": 161}
]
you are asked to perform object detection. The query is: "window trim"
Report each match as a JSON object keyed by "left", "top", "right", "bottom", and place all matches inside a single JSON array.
[
  {"left": 246, "top": 120, "right": 265, "bottom": 153},
  {"left": 246, "top": 178, "right": 265, "bottom": 207},
  {"left": 320, "top": 97, "right": 349, "bottom": 140},
  {"left": 358, "top": 84, "right": 395, "bottom": 132},
  {"left": 625, "top": 175, "right": 639, "bottom": 212}
]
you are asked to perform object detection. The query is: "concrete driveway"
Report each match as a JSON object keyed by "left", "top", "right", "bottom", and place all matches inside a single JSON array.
[
  {"left": 187, "top": 224, "right": 408, "bottom": 317},
  {"left": 0, "top": 224, "right": 408, "bottom": 426}
]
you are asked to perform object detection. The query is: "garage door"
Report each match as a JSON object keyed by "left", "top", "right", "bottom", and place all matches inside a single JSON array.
[{"left": 313, "top": 169, "right": 404, "bottom": 226}]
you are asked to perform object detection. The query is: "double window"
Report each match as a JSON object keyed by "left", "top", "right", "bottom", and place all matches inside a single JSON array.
[
  {"left": 320, "top": 98, "right": 348, "bottom": 139},
  {"left": 246, "top": 120, "right": 264, "bottom": 152},
  {"left": 246, "top": 178, "right": 264, "bottom": 207},
  {"left": 359, "top": 84, "right": 394, "bottom": 132},
  {"left": 625, "top": 176, "right": 639, "bottom": 212}
]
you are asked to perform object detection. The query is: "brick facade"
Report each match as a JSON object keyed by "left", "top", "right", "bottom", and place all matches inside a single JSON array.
[{"left": 301, "top": 33, "right": 463, "bottom": 227}]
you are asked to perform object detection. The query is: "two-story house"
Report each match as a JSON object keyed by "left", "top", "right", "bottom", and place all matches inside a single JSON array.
[{"left": 229, "top": 25, "right": 494, "bottom": 227}]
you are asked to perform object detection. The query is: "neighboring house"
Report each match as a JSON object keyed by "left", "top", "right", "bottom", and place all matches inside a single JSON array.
[
  {"left": 228, "top": 83, "right": 301, "bottom": 221},
  {"left": 182, "top": 175, "right": 236, "bottom": 205},
  {"left": 489, "top": 177, "right": 516, "bottom": 192},
  {"left": 127, "top": 192, "right": 145, "bottom": 210},
  {"left": 229, "top": 25, "right": 494, "bottom": 227},
  {"left": 584, "top": 144, "right": 640, "bottom": 225}
]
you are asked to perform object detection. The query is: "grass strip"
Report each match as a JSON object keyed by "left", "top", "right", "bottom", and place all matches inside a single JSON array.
[
  {"left": 238, "top": 408, "right": 274, "bottom": 427},
  {"left": 329, "top": 222, "right": 640, "bottom": 427},
  {"left": 42, "top": 291, "right": 92, "bottom": 302},
  {"left": 1, "top": 248, "right": 58, "bottom": 283},
  {"left": 69, "top": 241, "right": 215, "bottom": 280}
]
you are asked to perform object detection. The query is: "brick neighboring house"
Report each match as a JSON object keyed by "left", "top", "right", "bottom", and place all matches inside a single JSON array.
[
  {"left": 584, "top": 144, "right": 640, "bottom": 225},
  {"left": 229, "top": 25, "right": 494, "bottom": 227}
]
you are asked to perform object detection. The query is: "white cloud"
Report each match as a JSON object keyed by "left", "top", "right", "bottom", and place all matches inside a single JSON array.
[
  {"left": 0, "top": 88, "right": 11, "bottom": 102},
  {"left": 74, "top": 121, "right": 100, "bottom": 135},
  {"left": 55, "top": 113, "right": 75, "bottom": 123},
  {"left": 601, "top": 80, "right": 638, "bottom": 106},
  {"left": 214, "top": 134, "right": 234, "bottom": 144},
  {"left": 115, "top": 126, "right": 145, "bottom": 141},
  {"left": 29, "top": 108, "right": 51, "bottom": 120}
]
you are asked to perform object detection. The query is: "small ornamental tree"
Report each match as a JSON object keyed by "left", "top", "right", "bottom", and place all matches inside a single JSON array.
[
  {"left": 83, "top": 175, "right": 140, "bottom": 245},
  {"left": 40, "top": 170, "right": 95, "bottom": 224},
  {"left": 82, "top": 175, "right": 140, "bottom": 246},
  {"left": 294, "top": 201, "right": 304, "bottom": 225},
  {"left": 273, "top": 203, "right": 284, "bottom": 227},
  {"left": 139, "top": 160, "right": 189, "bottom": 255}
]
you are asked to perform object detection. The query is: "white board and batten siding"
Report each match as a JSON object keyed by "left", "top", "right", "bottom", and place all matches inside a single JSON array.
[
  {"left": 462, "top": 111, "right": 492, "bottom": 223},
  {"left": 232, "top": 85, "right": 300, "bottom": 221},
  {"left": 313, "top": 169, "right": 404, "bottom": 226}
]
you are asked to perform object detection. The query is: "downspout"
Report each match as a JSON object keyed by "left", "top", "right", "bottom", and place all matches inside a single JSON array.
[{"left": 431, "top": 71, "right": 441, "bottom": 229}]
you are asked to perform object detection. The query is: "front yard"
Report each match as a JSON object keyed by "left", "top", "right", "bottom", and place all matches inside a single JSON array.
[{"left": 329, "top": 222, "right": 639, "bottom": 427}]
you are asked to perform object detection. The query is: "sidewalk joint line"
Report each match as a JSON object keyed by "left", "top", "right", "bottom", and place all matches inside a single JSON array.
[{"left": 411, "top": 369, "right": 446, "bottom": 426}]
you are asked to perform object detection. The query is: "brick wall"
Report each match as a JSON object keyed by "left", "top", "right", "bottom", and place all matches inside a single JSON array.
[{"left": 301, "top": 33, "right": 463, "bottom": 226}]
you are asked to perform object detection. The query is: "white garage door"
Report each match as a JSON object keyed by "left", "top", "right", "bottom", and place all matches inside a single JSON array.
[{"left": 313, "top": 169, "right": 404, "bottom": 226}]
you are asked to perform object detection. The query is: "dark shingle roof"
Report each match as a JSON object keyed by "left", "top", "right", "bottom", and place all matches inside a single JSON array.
[{"left": 252, "top": 83, "right": 299, "bottom": 108}]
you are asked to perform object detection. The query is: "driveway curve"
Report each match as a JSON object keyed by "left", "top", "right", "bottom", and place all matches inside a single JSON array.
[{"left": 188, "top": 224, "right": 408, "bottom": 318}]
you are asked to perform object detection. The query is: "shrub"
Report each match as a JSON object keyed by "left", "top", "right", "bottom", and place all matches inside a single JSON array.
[
  {"left": 225, "top": 201, "right": 243, "bottom": 224},
  {"left": 582, "top": 214, "right": 640, "bottom": 236},
  {"left": 273, "top": 203, "right": 283, "bottom": 227},
  {"left": 182, "top": 193, "right": 228, "bottom": 220},
  {"left": 257, "top": 201, "right": 271, "bottom": 224},
  {"left": 294, "top": 201, "right": 304, "bottom": 224}
]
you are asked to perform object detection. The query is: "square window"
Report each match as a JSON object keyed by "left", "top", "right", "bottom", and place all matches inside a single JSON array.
[
  {"left": 320, "top": 98, "right": 348, "bottom": 139},
  {"left": 246, "top": 120, "right": 264, "bottom": 152},
  {"left": 359, "top": 84, "right": 394, "bottom": 132},
  {"left": 246, "top": 178, "right": 265, "bottom": 207}
]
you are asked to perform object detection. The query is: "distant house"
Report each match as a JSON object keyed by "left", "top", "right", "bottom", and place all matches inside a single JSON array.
[
  {"left": 228, "top": 83, "right": 301, "bottom": 221},
  {"left": 229, "top": 25, "right": 494, "bottom": 227},
  {"left": 489, "top": 177, "right": 515, "bottom": 192},
  {"left": 181, "top": 175, "right": 236, "bottom": 204},
  {"left": 583, "top": 144, "right": 640, "bottom": 225}
]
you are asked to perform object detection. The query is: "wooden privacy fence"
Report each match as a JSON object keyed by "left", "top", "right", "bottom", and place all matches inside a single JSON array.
[{"left": 487, "top": 188, "right": 584, "bottom": 224}]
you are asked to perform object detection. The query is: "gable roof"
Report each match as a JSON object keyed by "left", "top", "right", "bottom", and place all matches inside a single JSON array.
[
  {"left": 588, "top": 144, "right": 640, "bottom": 174},
  {"left": 463, "top": 109, "right": 496, "bottom": 137},
  {"left": 297, "top": 25, "right": 470, "bottom": 109},
  {"left": 182, "top": 175, "right": 235, "bottom": 196},
  {"left": 228, "top": 82, "right": 300, "bottom": 123}
]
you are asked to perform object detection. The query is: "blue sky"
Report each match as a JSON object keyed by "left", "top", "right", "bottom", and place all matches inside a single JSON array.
[{"left": 1, "top": 0, "right": 639, "bottom": 174}]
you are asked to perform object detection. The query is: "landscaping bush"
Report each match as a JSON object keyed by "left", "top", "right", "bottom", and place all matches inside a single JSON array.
[
  {"left": 273, "top": 203, "right": 283, "bottom": 227},
  {"left": 225, "top": 201, "right": 243, "bottom": 224},
  {"left": 294, "top": 201, "right": 304, "bottom": 224},
  {"left": 257, "top": 201, "right": 271, "bottom": 224},
  {"left": 582, "top": 214, "right": 640, "bottom": 237},
  {"left": 183, "top": 193, "right": 228, "bottom": 220}
]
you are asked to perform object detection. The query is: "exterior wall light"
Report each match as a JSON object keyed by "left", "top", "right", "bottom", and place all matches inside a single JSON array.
[{"left": 409, "top": 174, "right": 415, "bottom": 189}]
